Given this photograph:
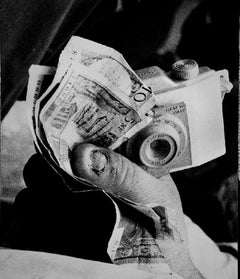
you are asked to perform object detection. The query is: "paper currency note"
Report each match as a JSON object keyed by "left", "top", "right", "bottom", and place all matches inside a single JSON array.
[
  {"left": 57, "top": 36, "right": 156, "bottom": 114},
  {"left": 36, "top": 36, "right": 157, "bottom": 173},
  {"left": 26, "top": 65, "right": 95, "bottom": 187},
  {"left": 107, "top": 198, "right": 181, "bottom": 277},
  {"left": 40, "top": 63, "right": 153, "bottom": 173},
  {"left": 26, "top": 65, "right": 56, "bottom": 134},
  {"left": 26, "top": 65, "right": 58, "bottom": 162},
  {"left": 26, "top": 36, "right": 157, "bottom": 177}
]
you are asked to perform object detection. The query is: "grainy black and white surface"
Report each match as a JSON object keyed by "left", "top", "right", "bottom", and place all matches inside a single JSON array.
[{"left": 1, "top": 0, "right": 238, "bottom": 272}]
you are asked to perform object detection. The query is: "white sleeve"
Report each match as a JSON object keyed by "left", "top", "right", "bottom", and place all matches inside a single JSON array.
[
  {"left": 0, "top": 249, "right": 182, "bottom": 279},
  {"left": 184, "top": 215, "right": 238, "bottom": 279}
]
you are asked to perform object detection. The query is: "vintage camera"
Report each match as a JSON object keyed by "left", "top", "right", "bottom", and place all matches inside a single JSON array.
[{"left": 117, "top": 59, "right": 233, "bottom": 178}]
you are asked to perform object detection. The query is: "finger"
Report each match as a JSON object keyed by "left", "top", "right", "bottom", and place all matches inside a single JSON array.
[
  {"left": 70, "top": 143, "right": 181, "bottom": 209},
  {"left": 70, "top": 143, "right": 188, "bottom": 246}
]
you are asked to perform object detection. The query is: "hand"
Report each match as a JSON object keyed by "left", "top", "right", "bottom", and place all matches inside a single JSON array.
[{"left": 70, "top": 143, "right": 205, "bottom": 279}]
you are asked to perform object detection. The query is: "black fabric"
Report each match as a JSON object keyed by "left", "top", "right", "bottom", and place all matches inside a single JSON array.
[
  {"left": 13, "top": 154, "right": 156, "bottom": 262},
  {"left": 13, "top": 154, "right": 116, "bottom": 262}
]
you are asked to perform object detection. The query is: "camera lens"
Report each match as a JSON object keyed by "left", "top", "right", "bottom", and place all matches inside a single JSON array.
[
  {"left": 140, "top": 133, "right": 177, "bottom": 168},
  {"left": 125, "top": 114, "right": 188, "bottom": 174},
  {"left": 149, "top": 139, "right": 171, "bottom": 160}
]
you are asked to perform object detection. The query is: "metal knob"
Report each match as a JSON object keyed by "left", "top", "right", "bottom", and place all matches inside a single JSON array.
[{"left": 172, "top": 59, "right": 199, "bottom": 80}]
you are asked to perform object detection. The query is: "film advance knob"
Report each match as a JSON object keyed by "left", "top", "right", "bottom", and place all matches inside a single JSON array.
[{"left": 172, "top": 59, "right": 199, "bottom": 80}]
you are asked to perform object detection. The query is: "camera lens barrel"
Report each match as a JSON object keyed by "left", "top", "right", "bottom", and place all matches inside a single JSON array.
[
  {"left": 139, "top": 124, "right": 179, "bottom": 168},
  {"left": 126, "top": 114, "right": 188, "bottom": 174}
]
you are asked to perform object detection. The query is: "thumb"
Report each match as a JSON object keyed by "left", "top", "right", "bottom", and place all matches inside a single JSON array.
[
  {"left": 70, "top": 143, "right": 193, "bottom": 276},
  {"left": 70, "top": 143, "right": 180, "bottom": 209}
]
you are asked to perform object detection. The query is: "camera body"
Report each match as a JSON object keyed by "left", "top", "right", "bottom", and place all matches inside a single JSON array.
[{"left": 118, "top": 60, "right": 233, "bottom": 178}]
